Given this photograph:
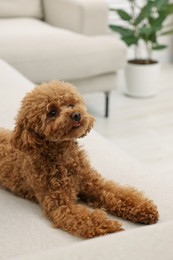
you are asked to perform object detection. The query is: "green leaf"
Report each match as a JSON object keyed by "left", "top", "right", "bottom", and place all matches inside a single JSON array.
[
  {"left": 159, "top": 4, "right": 173, "bottom": 15},
  {"left": 135, "top": 1, "right": 154, "bottom": 25},
  {"left": 139, "top": 24, "right": 158, "bottom": 43},
  {"left": 122, "top": 35, "right": 138, "bottom": 46},
  {"left": 155, "top": 0, "right": 169, "bottom": 11},
  {"left": 160, "top": 29, "right": 173, "bottom": 35},
  {"left": 116, "top": 9, "right": 132, "bottom": 21},
  {"left": 148, "top": 16, "right": 155, "bottom": 25},
  {"left": 139, "top": 24, "right": 158, "bottom": 41},
  {"left": 109, "top": 25, "right": 134, "bottom": 37},
  {"left": 109, "top": 25, "right": 137, "bottom": 46},
  {"left": 149, "top": 33, "right": 157, "bottom": 43},
  {"left": 150, "top": 14, "right": 166, "bottom": 32},
  {"left": 152, "top": 44, "right": 167, "bottom": 50},
  {"left": 140, "top": 26, "right": 153, "bottom": 36}
]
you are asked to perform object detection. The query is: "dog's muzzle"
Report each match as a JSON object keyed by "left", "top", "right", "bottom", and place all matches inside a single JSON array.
[{"left": 71, "top": 112, "right": 81, "bottom": 122}]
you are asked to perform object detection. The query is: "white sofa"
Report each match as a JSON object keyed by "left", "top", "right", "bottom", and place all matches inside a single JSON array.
[
  {"left": 0, "top": 0, "right": 126, "bottom": 117},
  {"left": 0, "top": 59, "right": 173, "bottom": 260}
]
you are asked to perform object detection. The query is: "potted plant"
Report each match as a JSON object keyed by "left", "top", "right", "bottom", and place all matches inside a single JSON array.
[{"left": 110, "top": 0, "right": 173, "bottom": 97}]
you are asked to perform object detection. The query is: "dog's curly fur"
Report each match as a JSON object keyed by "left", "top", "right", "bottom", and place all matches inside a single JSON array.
[{"left": 0, "top": 81, "right": 159, "bottom": 238}]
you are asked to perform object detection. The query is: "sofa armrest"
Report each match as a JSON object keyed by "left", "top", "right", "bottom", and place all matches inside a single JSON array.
[{"left": 42, "top": 0, "right": 108, "bottom": 35}]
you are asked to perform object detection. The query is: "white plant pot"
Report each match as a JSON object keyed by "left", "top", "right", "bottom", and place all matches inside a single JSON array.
[{"left": 125, "top": 62, "right": 160, "bottom": 98}]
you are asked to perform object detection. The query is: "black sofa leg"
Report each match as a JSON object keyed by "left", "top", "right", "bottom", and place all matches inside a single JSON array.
[{"left": 105, "top": 91, "right": 110, "bottom": 118}]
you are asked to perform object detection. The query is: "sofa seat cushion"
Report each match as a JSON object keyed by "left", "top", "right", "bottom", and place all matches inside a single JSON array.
[
  {"left": 0, "top": 0, "right": 43, "bottom": 19},
  {"left": 0, "top": 59, "right": 173, "bottom": 259},
  {"left": 0, "top": 59, "right": 34, "bottom": 129},
  {"left": 0, "top": 18, "right": 126, "bottom": 83}
]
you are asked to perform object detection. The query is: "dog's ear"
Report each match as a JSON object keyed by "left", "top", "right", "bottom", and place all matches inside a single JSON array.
[{"left": 11, "top": 122, "right": 41, "bottom": 153}]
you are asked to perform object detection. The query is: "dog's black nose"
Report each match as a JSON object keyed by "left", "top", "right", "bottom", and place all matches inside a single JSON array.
[{"left": 71, "top": 112, "right": 81, "bottom": 122}]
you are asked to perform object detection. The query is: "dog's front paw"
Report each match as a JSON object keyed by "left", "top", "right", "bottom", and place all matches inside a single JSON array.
[
  {"left": 84, "top": 210, "right": 123, "bottom": 238},
  {"left": 130, "top": 200, "right": 159, "bottom": 224}
]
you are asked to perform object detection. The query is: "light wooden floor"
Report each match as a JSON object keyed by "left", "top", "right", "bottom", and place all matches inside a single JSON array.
[{"left": 84, "top": 64, "right": 173, "bottom": 175}]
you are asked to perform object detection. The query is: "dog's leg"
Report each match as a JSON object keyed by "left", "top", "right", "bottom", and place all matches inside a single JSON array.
[
  {"left": 50, "top": 204, "right": 123, "bottom": 238},
  {"left": 80, "top": 169, "right": 159, "bottom": 225},
  {"left": 99, "top": 181, "right": 159, "bottom": 224},
  {"left": 37, "top": 192, "right": 123, "bottom": 238}
]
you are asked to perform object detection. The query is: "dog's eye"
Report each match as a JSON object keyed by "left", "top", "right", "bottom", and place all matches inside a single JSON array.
[
  {"left": 69, "top": 104, "right": 74, "bottom": 108},
  {"left": 48, "top": 109, "right": 58, "bottom": 118}
]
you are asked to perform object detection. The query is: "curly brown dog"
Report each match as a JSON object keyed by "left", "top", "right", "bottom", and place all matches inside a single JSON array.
[{"left": 0, "top": 81, "right": 159, "bottom": 238}]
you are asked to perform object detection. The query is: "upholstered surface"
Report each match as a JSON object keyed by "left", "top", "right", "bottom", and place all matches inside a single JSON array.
[
  {"left": 43, "top": 0, "right": 108, "bottom": 35},
  {"left": 0, "top": 0, "right": 43, "bottom": 18},
  {"left": 0, "top": 18, "right": 126, "bottom": 84},
  {"left": 0, "top": 60, "right": 173, "bottom": 260},
  {"left": 12, "top": 221, "right": 173, "bottom": 260},
  {"left": 0, "top": 60, "right": 33, "bottom": 129},
  {"left": 1, "top": 129, "right": 173, "bottom": 260}
]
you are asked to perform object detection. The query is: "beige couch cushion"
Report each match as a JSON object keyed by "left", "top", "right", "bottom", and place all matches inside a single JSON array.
[
  {"left": 0, "top": 59, "right": 33, "bottom": 129},
  {"left": 0, "top": 0, "right": 43, "bottom": 19},
  {"left": 43, "top": 0, "right": 108, "bottom": 35},
  {"left": 0, "top": 18, "right": 126, "bottom": 83},
  {"left": 0, "top": 59, "right": 173, "bottom": 259}
]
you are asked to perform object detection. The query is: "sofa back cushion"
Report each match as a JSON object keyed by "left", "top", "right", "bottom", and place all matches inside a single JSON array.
[{"left": 0, "top": 0, "right": 43, "bottom": 19}]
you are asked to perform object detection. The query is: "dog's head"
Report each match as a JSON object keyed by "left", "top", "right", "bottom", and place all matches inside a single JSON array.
[{"left": 11, "top": 81, "right": 95, "bottom": 153}]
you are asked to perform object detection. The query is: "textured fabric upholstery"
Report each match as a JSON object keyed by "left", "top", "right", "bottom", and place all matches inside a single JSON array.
[
  {"left": 43, "top": 0, "right": 108, "bottom": 35},
  {"left": 0, "top": 0, "right": 127, "bottom": 95},
  {"left": 0, "top": 59, "right": 173, "bottom": 260},
  {"left": 0, "top": 18, "right": 126, "bottom": 85},
  {"left": 0, "top": 0, "right": 43, "bottom": 18}
]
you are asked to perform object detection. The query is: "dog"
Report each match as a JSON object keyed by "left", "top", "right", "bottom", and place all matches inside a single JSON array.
[{"left": 0, "top": 81, "right": 159, "bottom": 238}]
